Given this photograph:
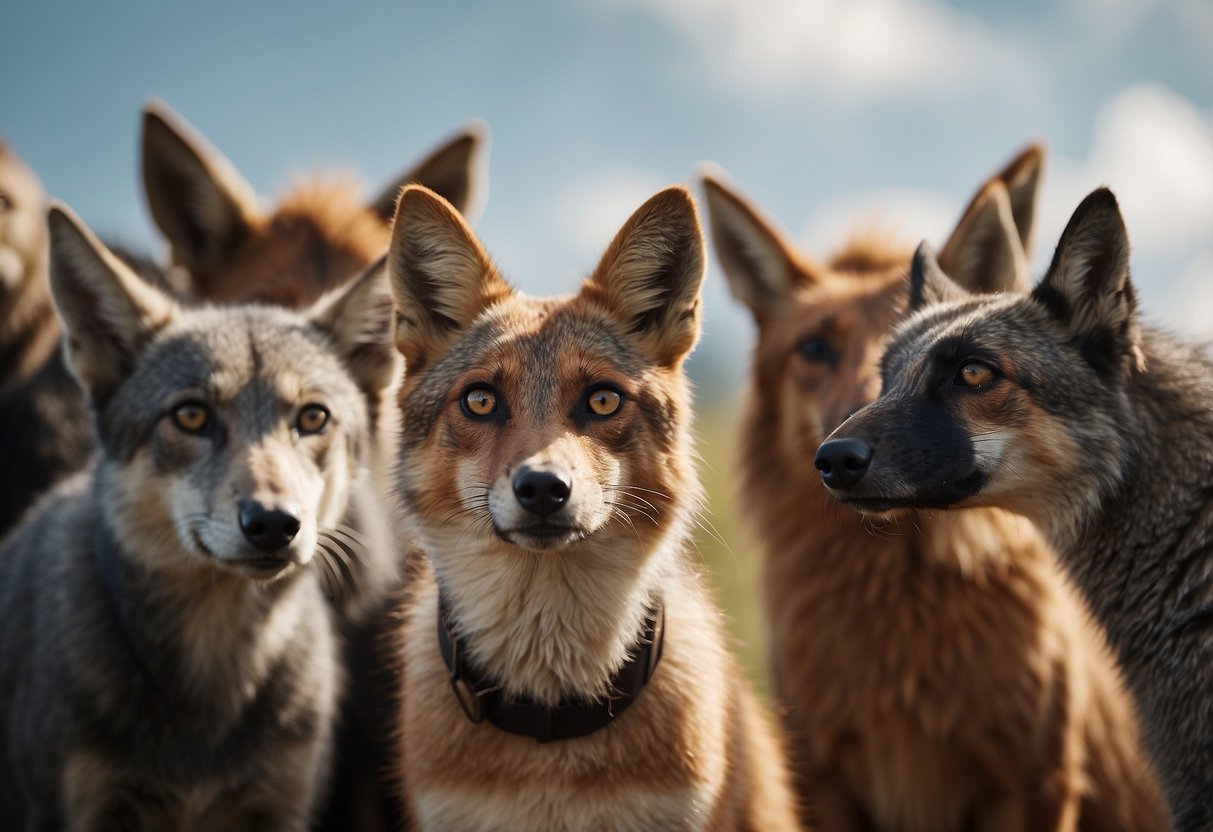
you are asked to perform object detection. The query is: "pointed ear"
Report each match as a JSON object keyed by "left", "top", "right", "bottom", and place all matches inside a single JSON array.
[
  {"left": 995, "top": 143, "right": 1045, "bottom": 256},
  {"left": 387, "top": 185, "right": 510, "bottom": 372},
  {"left": 908, "top": 242, "right": 970, "bottom": 313},
  {"left": 47, "top": 203, "right": 178, "bottom": 402},
  {"left": 140, "top": 99, "right": 258, "bottom": 274},
  {"left": 310, "top": 253, "right": 398, "bottom": 397},
  {"left": 699, "top": 167, "right": 808, "bottom": 320},
  {"left": 371, "top": 122, "right": 488, "bottom": 224},
  {"left": 583, "top": 186, "right": 706, "bottom": 367},
  {"left": 1032, "top": 188, "right": 1143, "bottom": 373},
  {"left": 938, "top": 181, "right": 1031, "bottom": 294}
]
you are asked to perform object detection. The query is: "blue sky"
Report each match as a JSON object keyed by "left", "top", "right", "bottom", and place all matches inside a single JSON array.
[{"left": 3, "top": 0, "right": 1211, "bottom": 394}]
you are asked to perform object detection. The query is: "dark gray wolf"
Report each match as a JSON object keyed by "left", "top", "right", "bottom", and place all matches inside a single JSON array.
[
  {"left": 817, "top": 188, "right": 1213, "bottom": 830},
  {"left": 0, "top": 204, "right": 395, "bottom": 830}
]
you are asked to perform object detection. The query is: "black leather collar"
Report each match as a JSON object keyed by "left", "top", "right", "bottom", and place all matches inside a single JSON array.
[{"left": 437, "top": 592, "right": 664, "bottom": 743}]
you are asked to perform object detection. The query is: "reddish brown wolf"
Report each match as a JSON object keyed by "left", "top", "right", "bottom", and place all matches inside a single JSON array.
[
  {"left": 141, "top": 99, "right": 485, "bottom": 307},
  {"left": 386, "top": 184, "right": 801, "bottom": 831},
  {"left": 704, "top": 149, "right": 1166, "bottom": 831}
]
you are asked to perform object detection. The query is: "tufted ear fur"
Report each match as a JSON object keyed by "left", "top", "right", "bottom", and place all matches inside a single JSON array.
[
  {"left": 699, "top": 167, "right": 810, "bottom": 320},
  {"left": 1031, "top": 188, "right": 1144, "bottom": 375},
  {"left": 581, "top": 186, "right": 706, "bottom": 367},
  {"left": 938, "top": 181, "right": 1031, "bottom": 295},
  {"left": 309, "top": 253, "right": 398, "bottom": 399},
  {"left": 908, "top": 241, "right": 971, "bottom": 313},
  {"left": 996, "top": 142, "right": 1045, "bottom": 256},
  {"left": 47, "top": 203, "right": 179, "bottom": 403},
  {"left": 386, "top": 185, "right": 511, "bottom": 372},
  {"left": 370, "top": 121, "right": 488, "bottom": 224},
  {"left": 140, "top": 99, "right": 259, "bottom": 275}
]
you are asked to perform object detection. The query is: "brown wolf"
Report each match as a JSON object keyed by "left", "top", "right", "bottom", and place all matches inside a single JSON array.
[
  {"left": 0, "top": 140, "right": 99, "bottom": 539},
  {"left": 0, "top": 204, "right": 397, "bottom": 829},
  {"left": 705, "top": 150, "right": 1166, "bottom": 831},
  {"left": 141, "top": 99, "right": 486, "bottom": 307},
  {"left": 386, "top": 184, "right": 800, "bottom": 831},
  {"left": 817, "top": 187, "right": 1213, "bottom": 830}
]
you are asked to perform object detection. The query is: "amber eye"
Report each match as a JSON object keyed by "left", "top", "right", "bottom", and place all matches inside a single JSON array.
[
  {"left": 587, "top": 386, "right": 623, "bottom": 417},
  {"left": 462, "top": 387, "right": 498, "bottom": 418},
  {"left": 958, "top": 362, "right": 996, "bottom": 389},
  {"left": 171, "top": 402, "right": 210, "bottom": 433},
  {"left": 296, "top": 404, "right": 330, "bottom": 434}
]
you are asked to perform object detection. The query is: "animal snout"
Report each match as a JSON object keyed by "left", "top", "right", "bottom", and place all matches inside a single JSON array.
[
  {"left": 512, "top": 467, "right": 572, "bottom": 517},
  {"left": 238, "top": 499, "right": 302, "bottom": 552},
  {"left": 814, "top": 438, "right": 873, "bottom": 491}
]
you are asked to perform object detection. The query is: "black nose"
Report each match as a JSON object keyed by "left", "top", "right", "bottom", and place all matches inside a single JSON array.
[
  {"left": 238, "top": 500, "right": 302, "bottom": 552},
  {"left": 814, "top": 438, "right": 873, "bottom": 491},
  {"left": 512, "top": 468, "right": 572, "bottom": 517}
]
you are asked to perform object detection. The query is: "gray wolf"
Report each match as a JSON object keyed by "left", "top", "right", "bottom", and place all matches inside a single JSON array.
[
  {"left": 817, "top": 188, "right": 1213, "bottom": 830},
  {"left": 0, "top": 204, "right": 395, "bottom": 829}
]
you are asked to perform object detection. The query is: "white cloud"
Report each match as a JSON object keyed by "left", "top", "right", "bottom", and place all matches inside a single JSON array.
[
  {"left": 1038, "top": 84, "right": 1213, "bottom": 262},
  {"left": 605, "top": 0, "right": 1031, "bottom": 99},
  {"left": 1162, "top": 249, "right": 1213, "bottom": 340}
]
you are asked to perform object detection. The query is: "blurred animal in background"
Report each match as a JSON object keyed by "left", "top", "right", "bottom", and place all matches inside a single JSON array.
[
  {"left": 141, "top": 99, "right": 486, "bottom": 307},
  {"left": 703, "top": 147, "right": 1167, "bottom": 831},
  {"left": 820, "top": 187, "right": 1213, "bottom": 830},
  {"left": 0, "top": 140, "right": 95, "bottom": 538},
  {"left": 387, "top": 184, "right": 802, "bottom": 831},
  {"left": 0, "top": 204, "right": 397, "bottom": 830}
]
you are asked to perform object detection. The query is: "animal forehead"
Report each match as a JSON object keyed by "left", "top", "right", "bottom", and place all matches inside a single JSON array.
[
  {"left": 137, "top": 308, "right": 353, "bottom": 401},
  {"left": 882, "top": 296, "right": 1057, "bottom": 381},
  {"left": 436, "top": 300, "right": 650, "bottom": 396},
  {"left": 804, "top": 272, "right": 905, "bottom": 322}
]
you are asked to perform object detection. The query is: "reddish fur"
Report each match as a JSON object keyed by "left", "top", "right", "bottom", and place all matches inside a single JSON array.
[
  {"left": 185, "top": 177, "right": 389, "bottom": 307},
  {"left": 387, "top": 185, "right": 801, "bottom": 831},
  {"left": 704, "top": 172, "right": 1167, "bottom": 831}
]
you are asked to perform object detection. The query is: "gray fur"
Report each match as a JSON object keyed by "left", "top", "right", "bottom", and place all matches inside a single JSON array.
[
  {"left": 0, "top": 210, "right": 396, "bottom": 829},
  {"left": 828, "top": 189, "right": 1213, "bottom": 830}
]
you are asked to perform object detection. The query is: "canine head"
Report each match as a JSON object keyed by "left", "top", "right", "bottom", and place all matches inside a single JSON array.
[
  {"left": 141, "top": 100, "right": 486, "bottom": 307},
  {"left": 0, "top": 139, "right": 47, "bottom": 295},
  {"left": 816, "top": 188, "right": 1141, "bottom": 530},
  {"left": 388, "top": 184, "right": 703, "bottom": 564},
  {"left": 700, "top": 145, "right": 1043, "bottom": 500},
  {"left": 48, "top": 204, "right": 395, "bottom": 581}
]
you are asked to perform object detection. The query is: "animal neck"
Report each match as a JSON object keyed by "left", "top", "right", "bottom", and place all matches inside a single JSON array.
[
  {"left": 95, "top": 510, "right": 311, "bottom": 711},
  {"left": 428, "top": 525, "right": 683, "bottom": 706},
  {"left": 0, "top": 273, "right": 60, "bottom": 393},
  {"left": 1023, "top": 332, "right": 1213, "bottom": 657}
]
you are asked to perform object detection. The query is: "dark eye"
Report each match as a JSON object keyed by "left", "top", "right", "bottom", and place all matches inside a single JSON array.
[
  {"left": 0, "top": 192, "right": 10, "bottom": 212},
  {"left": 957, "top": 361, "right": 997, "bottom": 389},
  {"left": 171, "top": 401, "right": 210, "bottom": 433},
  {"left": 797, "top": 336, "right": 837, "bottom": 365},
  {"left": 296, "top": 404, "right": 330, "bottom": 434},
  {"left": 587, "top": 386, "right": 623, "bottom": 417},
  {"left": 462, "top": 386, "right": 498, "bottom": 418}
]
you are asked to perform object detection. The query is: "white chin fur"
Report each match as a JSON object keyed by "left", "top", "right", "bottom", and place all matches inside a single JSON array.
[{"left": 0, "top": 247, "right": 23, "bottom": 289}]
